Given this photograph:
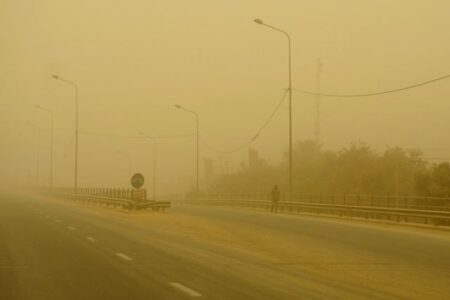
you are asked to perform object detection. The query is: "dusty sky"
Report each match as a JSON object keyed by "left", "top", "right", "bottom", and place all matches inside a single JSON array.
[{"left": 1, "top": 0, "right": 449, "bottom": 192}]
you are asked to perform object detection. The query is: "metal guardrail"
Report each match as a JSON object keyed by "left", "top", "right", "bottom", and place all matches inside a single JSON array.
[
  {"left": 36, "top": 187, "right": 171, "bottom": 212},
  {"left": 176, "top": 198, "right": 450, "bottom": 227},
  {"left": 165, "top": 192, "right": 450, "bottom": 211}
]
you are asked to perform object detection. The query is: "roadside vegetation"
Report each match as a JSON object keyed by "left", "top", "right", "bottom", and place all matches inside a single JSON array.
[{"left": 210, "top": 140, "right": 450, "bottom": 198}]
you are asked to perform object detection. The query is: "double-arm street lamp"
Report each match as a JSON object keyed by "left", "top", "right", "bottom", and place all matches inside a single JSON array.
[
  {"left": 174, "top": 104, "right": 199, "bottom": 196},
  {"left": 52, "top": 74, "right": 79, "bottom": 193},
  {"left": 254, "top": 18, "right": 294, "bottom": 199},
  {"left": 35, "top": 105, "right": 54, "bottom": 188}
]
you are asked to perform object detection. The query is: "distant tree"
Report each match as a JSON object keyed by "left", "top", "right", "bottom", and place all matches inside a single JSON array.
[
  {"left": 209, "top": 140, "right": 445, "bottom": 198},
  {"left": 430, "top": 162, "right": 450, "bottom": 197},
  {"left": 333, "top": 142, "right": 378, "bottom": 194},
  {"left": 380, "top": 147, "right": 426, "bottom": 196},
  {"left": 415, "top": 170, "right": 432, "bottom": 196},
  {"left": 288, "top": 140, "right": 337, "bottom": 194}
]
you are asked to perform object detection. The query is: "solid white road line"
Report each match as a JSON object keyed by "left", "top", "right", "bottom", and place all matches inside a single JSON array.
[
  {"left": 170, "top": 282, "right": 202, "bottom": 297},
  {"left": 115, "top": 253, "right": 132, "bottom": 261},
  {"left": 87, "top": 237, "right": 96, "bottom": 242},
  {"left": 67, "top": 226, "right": 75, "bottom": 231}
]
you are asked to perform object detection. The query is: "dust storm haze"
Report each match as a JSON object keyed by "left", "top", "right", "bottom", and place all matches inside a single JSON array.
[{"left": 1, "top": 0, "right": 449, "bottom": 194}]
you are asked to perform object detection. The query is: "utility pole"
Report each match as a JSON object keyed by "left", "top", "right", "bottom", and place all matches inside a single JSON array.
[
  {"left": 35, "top": 105, "right": 54, "bottom": 189},
  {"left": 254, "top": 18, "right": 293, "bottom": 199},
  {"left": 314, "top": 59, "right": 322, "bottom": 142},
  {"left": 52, "top": 74, "right": 79, "bottom": 194},
  {"left": 395, "top": 163, "right": 400, "bottom": 207},
  {"left": 26, "top": 122, "right": 40, "bottom": 186},
  {"left": 138, "top": 132, "right": 158, "bottom": 200},
  {"left": 153, "top": 141, "right": 157, "bottom": 200},
  {"left": 174, "top": 104, "right": 200, "bottom": 197}
]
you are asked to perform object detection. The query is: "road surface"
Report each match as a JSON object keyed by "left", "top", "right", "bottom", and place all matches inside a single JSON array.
[{"left": 0, "top": 191, "right": 449, "bottom": 299}]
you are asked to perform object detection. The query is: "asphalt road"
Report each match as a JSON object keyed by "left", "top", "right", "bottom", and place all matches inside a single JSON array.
[{"left": 1, "top": 192, "right": 449, "bottom": 299}]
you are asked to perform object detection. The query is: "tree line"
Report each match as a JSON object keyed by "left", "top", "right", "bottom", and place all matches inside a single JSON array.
[{"left": 209, "top": 140, "right": 450, "bottom": 198}]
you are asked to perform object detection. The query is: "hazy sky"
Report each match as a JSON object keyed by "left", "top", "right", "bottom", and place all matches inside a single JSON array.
[{"left": 1, "top": 0, "right": 449, "bottom": 191}]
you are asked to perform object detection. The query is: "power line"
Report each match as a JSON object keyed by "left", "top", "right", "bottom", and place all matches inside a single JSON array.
[
  {"left": 293, "top": 74, "right": 450, "bottom": 98},
  {"left": 202, "top": 89, "right": 289, "bottom": 154},
  {"left": 140, "top": 133, "right": 196, "bottom": 140},
  {"left": 79, "top": 131, "right": 195, "bottom": 140}
]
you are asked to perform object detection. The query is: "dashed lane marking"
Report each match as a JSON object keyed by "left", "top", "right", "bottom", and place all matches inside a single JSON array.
[
  {"left": 67, "top": 226, "right": 75, "bottom": 231},
  {"left": 87, "top": 237, "right": 96, "bottom": 242},
  {"left": 170, "top": 282, "right": 202, "bottom": 297},
  {"left": 115, "top": 253, "right": 132, "bottom": 261},
  {"left": 54, "top": 219, "right": 61, "bottom": 223}
]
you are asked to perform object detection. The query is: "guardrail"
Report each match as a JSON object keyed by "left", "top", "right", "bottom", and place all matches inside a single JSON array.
[
  {"left": 164, "top": 192, "right": 450, "bottom": 211},
  {"left": 169, "top": 197, "right": 450, "bottom": 227},
  {"left": 35, "top": 187, "right": 171, "bottom": 212}
]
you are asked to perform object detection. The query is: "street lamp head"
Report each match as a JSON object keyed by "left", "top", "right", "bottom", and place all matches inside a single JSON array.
[
  {"left": 174, "top": 104, "right": 181, "bottom": 109},
  {"left": 254, "top": 18, "right": 264, "bottom": 25},
  {"left": 51, "top": 74, "right": 59, "bottom": 79},
  {"left": 35, "top": 104, "right": 41, "bottom": 109}
]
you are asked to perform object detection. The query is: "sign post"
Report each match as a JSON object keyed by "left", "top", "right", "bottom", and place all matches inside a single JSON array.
[
  {"left": 131, "top": 173, "right": 144, "bottom": 189},
  {"left": 131, "top": 173, "right": 146, "bottom": 202}
]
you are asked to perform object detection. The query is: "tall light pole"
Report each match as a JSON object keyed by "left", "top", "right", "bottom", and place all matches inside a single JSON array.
[
  {"left": 254, "top": 18, "right": 293, "bottom": 199},
  {"left": 139, "top": 132, "right": 157, "bottom": 200},
  {"left": 174, "top": 104, "right": 199, "bottom": 196},
  {"left": 52, "top": 74, "right": 79, "bottom": 194},
  {"left": 26, "top": 122, "right": 40, "bottom": 186},
  {"left": 35, "top": 105, "right": 54, "bottom": 189},
  {"left": 115, "top": 150, "right": 132, "bottom": 177}
]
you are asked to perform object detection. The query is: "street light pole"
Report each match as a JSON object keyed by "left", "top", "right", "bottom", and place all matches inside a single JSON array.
[
  {"left": 254, "top": 18, "right": 293, "bottom": 199},
  {"left": 139, "top": 132, "right": 158, "bottom": 200},
  {"left": 52, "top": 74, "right": 79, "bottom": 194},
  {"left": 174, "top": 104, "right": 199, "bottom": 196},
  {"left": 26, "top": 122, "right": 40, "bottom": 186},
  {"left": 116, "top": 150, "right": 132, "bottom": 177},
  {"left": 153, "top": 141, "right": 157, "bottom": 200},
  {"left": 35, "top": 105, "right": 54, "bottom": 189}
]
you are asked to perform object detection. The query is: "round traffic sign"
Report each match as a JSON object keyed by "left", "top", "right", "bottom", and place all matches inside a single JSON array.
[{"left": 131, "top": 173, "right": 144, "bottom": 189}]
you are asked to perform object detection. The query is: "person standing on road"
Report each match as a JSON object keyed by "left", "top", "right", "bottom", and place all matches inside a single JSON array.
[{"left": 271, "top": 185, "right": 280, "bottom": 213}]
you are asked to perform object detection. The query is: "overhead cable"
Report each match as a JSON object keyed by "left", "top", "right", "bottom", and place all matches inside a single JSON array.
[
  {"left": 79, "top": 131, "right": 195, "bottom": 140},
  {"left": 293, "top": 74, "right": 450, "bottom": 98},
  {"left": 202, "top": 89, "right": 289, "bottom": 154}
]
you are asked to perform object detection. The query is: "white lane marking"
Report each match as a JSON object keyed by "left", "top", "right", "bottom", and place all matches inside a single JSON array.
[
  {"left": 45, "top": 215, "right": 50, "bottom": 219},
  {"left": 54, "top": 219, "right": 61, "bottom": 223},
  {"left": 170, "top": 282, "right": 202, "bottom": 297},
  {"left": 115, "top": 253, "right": 132, "bottom": 261},
  {"left": 87, "top": 237, "right": 96, "bottom": 242},
  {"left": 67, "top": 226, "right": 75, "bottom": 231}
]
